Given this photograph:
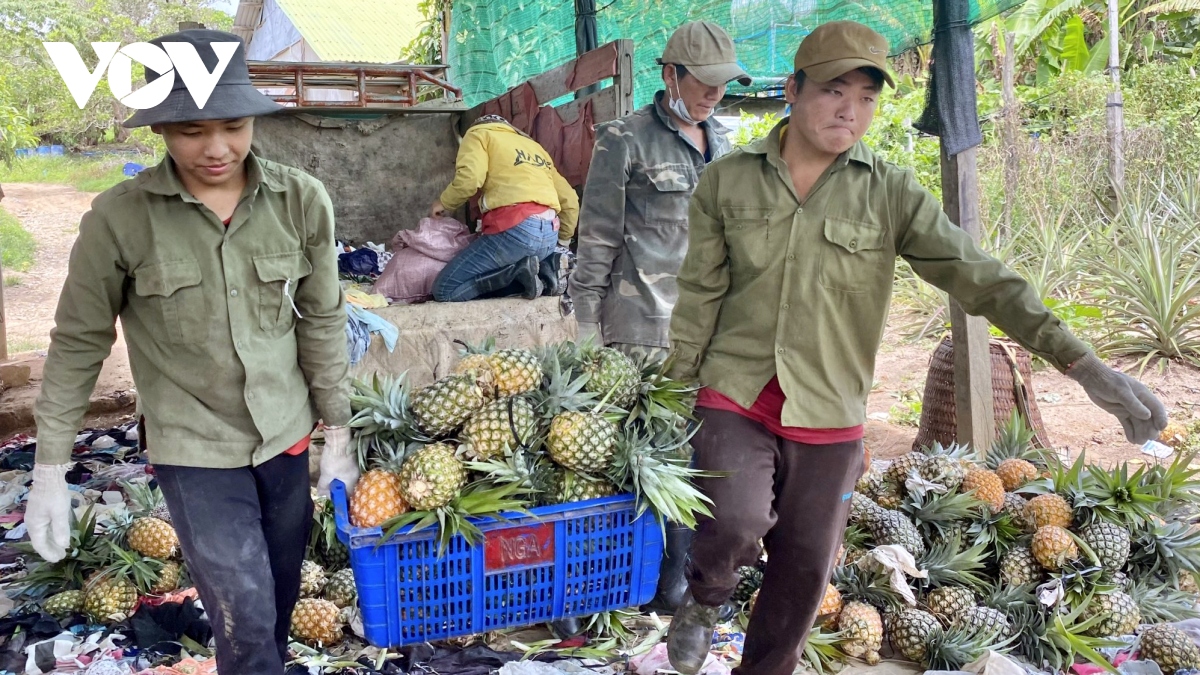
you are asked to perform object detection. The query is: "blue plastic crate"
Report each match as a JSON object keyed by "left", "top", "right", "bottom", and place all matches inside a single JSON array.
[{"left": 331, "top": 481, "right": 663, "bottom": 648}]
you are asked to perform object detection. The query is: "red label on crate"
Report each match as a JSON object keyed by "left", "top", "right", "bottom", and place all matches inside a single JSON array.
[{"left": 485, "top": 523, "right": 555, "bottom": 571}]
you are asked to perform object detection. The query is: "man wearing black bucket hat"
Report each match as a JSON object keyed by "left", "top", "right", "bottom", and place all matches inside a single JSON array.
[{"left": 26, "top": 29, "right": 359, "bottom": 674}]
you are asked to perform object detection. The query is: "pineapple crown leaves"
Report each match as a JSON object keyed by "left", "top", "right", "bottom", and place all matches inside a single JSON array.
[
  {"left": 1143, "top": 449, "right": 1200, "bottom": 506},
  {"left": 605, "top": 427, "right": 715, "bottom": 531},
  {"left": 1047, "top": 559, "right": 1114, "bottom": 609},
  {"left": 15, "top": 507, "right": 106, "bottom": 596},
  {"left": 919, "top": 440, "right": 974, "bottom": 461},
  {"left": 967, "top": 508, "right": 1024, "bottom": 560},
  {"left": 985, "top": 411, "right": 1045, "bottom": 470},
  {"left": 377, "top": 480, "right": 534, "bottom": 557},
  {"left": 923, "top": 623, "right": 1013, "bottom": 671},
  {"left": 917, "top": 535, "right": 990, "bottom": 590},
  {"left": 801, "top": 627, "right": 849, "bottom": 675},
  {"left": 93, "top": 539, "right": 166, "bottom": 594},
  {"left": 1128, "top": 576, "right": 1200, "bottom": 623},
  {"left": 464, "top": 444, "right": 553, "bottom": 495},
  {"left": 118, "top": 478, "right": 164, "bottom": 517},
  {"left": 1083, "top": 461, "right": 1159, "bottom": 528},
  {"left": 832, "top": 564, "right": 908, "bottom": 612},
  {"left": 900, "top": 489, "right": 985, "bottom": 538},
  {"left": 453, "top": 336, "right": 497, "bottom": 357},
  {"left": 979, "top": 581, "right": 1038, "bottom": 611},
  {"left": 1008, "top": 592, "right": 1123, "bottom": 674},
  {"left": 1129, "top": 518, "right": 1200, "bottom": 579},
  {"left": 1022, "top": 451, "right": 1098, "bottom": 513}
]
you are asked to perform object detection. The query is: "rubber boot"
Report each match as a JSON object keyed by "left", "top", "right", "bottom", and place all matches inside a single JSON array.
[
  {"left": 548, "top": 616, "right": 583, "bottom": 639},
  {"left": 667, "top": 591, "right": 721, "bottom": 675},
  {"left": 513, "top": 256, "right": 543, "bottom": 299},
  {"left": 641, "top": 523, "right": 692, "bottom": 614},
  {"left": 538, "top": 252, "right": 568, "bottom": 296}
]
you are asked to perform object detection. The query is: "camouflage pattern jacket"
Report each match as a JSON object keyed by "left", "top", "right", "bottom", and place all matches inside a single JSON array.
[{"left": 569, "top": 92, "right": 731, "bottom": 348}]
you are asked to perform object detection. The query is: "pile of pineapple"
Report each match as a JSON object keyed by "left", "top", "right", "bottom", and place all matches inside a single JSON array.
[
  {"left": 20, "top": 480, "right": 186, "bottom": 625},
  {"left": 342, "top": 338, "right": 709, "bottom": 542},
  {"left": 735, "top": 415, "right": 1200, "bottom": 675}
]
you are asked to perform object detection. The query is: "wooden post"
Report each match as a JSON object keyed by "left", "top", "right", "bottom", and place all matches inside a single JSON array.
[
  {"left": 942, "top": 145, "right": 996, "bottom": 456},
  {"left": 0, "top": 183, "right": 6, "bottom": 362},
  {"left": 1106, "top": 0, "right": 1125, "bottom": 197},
  {"left": 1000, "top": 31, "right": 1019, "bottom": 238}
]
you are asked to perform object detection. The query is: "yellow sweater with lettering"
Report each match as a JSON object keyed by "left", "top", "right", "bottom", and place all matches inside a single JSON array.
[{"left": 439, "top": 122, "right": 579, "bottom": 242}]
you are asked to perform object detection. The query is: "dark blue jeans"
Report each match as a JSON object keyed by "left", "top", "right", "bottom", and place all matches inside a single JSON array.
[
  {"left": 433, "top": 215, "right": 558, "bottom": 302},
  {"left": 155, "top": 451, "right": 312, "bottom": 675}
]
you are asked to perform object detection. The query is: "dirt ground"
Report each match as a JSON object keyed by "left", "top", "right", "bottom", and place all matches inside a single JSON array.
[
  {"left": 3, "top": 182, "right": 1200, "bottom": 462},
  {"left": 1, "top": 183, "right": 134, "bottom": 435}
]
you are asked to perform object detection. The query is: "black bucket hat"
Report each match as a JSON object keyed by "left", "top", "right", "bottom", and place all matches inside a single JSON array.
[{"left": 123, "top": 29, "right": 283, "bottom": 128}]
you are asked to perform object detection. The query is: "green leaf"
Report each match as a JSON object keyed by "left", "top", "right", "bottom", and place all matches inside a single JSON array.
[
  {"left": 1061, "top": 15, "right": 1089, "bottom": 72},
  {"left": 1085, "top": 36, "right": 1111, "bottom": 75}
]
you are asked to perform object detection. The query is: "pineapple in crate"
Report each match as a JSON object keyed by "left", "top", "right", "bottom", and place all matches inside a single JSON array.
[{"left": 453, "top": 338, "right": 544, "bottom": 398}]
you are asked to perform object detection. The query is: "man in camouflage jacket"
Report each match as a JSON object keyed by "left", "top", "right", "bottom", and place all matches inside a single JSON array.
[
  {"left": 569, "top": 21, "right": 750, "bottom": 365},
  {"left": 568, "top": 21, "right": 751, "bottom": 615}
]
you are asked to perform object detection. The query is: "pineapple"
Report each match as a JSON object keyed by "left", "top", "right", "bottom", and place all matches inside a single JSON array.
[
  {"left": 857, "top": 463, "right": 885, "bottom": 498},
  {"left": 411, "top": 372, "right": 493, "bottom": 438},
  {"left": 43, "top": 590, "right": 85, "bottom": 618},
  {"left": 291, "top": 598, "right": 344, "bottom": 646},
  {"left": 399, "top": 443, "right": 467, "bottom": 510},
  {"left": 83, "top": 574, "right": 138, "bottom": 623},
  {"left": 455, "top": 340, "right": 543, "bottom": 398},
  {"left": 996, "top": 458, "right": 1037, "bottom": 491},
  {"left": 986, "top": 412, "right": 1040, "bottom": 469},
  {"left": 300, "top": 560, "right": 328, "bottom": 598},
  {"left": 1002, "top": 492, "right": 1030, "bottom": 530},
  {"left": 582, "top": 347, "right": 641, "bottom": 408},
  {"left": 926, "top": 586, "right": 977, "bottom": 621},
  {"left": 1160, "top": 421, "right": 1190, "bottom": 448},
  {"left": 890, "top": 608, "right": 942, "bottom": 662},
  {"left": 126, "top": 517, "right": 178, "bottom": 560},
  {"left": 350, "top": 441, "right": 410, "bottom": 526},
  {"left": 460, "top": 397, "right": 537, "bottom": 461},
  {"left": 309, "top": 494, "right": 350, "bottom": 570},
  {"left": 1032, "top": 526, "right": 1078, "bottom": 571},
  {"left": 953, "top": 606, "right": 1012, "bottom": 640},
  {"left": 856, "top": 497, "right": 926, "bottom": 557},
  {"left": 875, "top": 481, "right": 904, "bottom": 510},
  {"left": 961, "top": 467, "right": 1005, "bottom": 513},
  {"left": 546, "top": 468, "right": 618, "bottom": 504},
  {"left": 1141, "top": 624, "right": 1200, "bottom": 673},
  {"left": 547, "top": 411, "right": 618, "bottom": 474},
  {"left": 849, "top": 492, "right": 876, "bottom": 526},
  {"left": 1080, "top": 521, "right": 1131, "bottom": 571},
  {"left": 921, "top": 455, "right": 967, "bottom": 492},
  {"left": 999, "top": 546, "right": 1043, "bottom": 586},
  {"left": 324, "top": 568, "right": 357, "bottom": 609},
  {"left": 1081, "top": 590, "right": 1140, "bottom": 638},
  {"left": 733, "top": 566, "right": 763, "bottom": 605},
  {"left": 818, "top": 583, "right": 843, "bottom": 628},
  {"left": 1179, "top": 570, "right": 1199, "bottom": 594},
  {"left": 1025, "top": 494, "right": 1073, "bottom": 530},
  {"left": 885, "top": 452, "right": 928, "bottom": 486},
  {"left": 838, "top": 601, "right": 884, "bottom": 665},
  {"left": 150, "top": 561, "right": 182, "bottom": 594}
]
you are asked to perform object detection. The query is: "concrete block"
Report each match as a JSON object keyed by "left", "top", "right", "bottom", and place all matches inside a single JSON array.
[
  {"left": 0, "top": 363, "right": 31, "bottom": 389},
  {"left": 351, "top": 297, "right": 578, "bottom": 387},
  {"left": 251, "top": 111, "right": 461, "bottom": 246}
]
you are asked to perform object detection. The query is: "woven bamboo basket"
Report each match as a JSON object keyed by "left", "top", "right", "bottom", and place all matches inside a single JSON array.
[{"left": 912, "top": 335, "right": 1053, "bottom": 451}]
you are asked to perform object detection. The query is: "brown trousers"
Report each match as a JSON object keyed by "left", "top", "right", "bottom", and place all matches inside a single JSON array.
[{"left": 687, "top": 409, "right": 864, "bottom": 675}]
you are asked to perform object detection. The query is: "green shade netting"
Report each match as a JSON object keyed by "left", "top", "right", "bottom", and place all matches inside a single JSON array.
[{"left": 446, "top": 0, "right": 1021, "bottom": 108}]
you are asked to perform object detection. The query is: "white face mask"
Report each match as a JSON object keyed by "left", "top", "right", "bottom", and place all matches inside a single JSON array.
[{"left": 667, "top": 78, "right": 700, "bottom": 126}]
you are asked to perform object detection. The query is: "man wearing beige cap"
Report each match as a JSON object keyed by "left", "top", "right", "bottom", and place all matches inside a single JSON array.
[
  {"left": 665, "top": 20, "right": 1165, "bottom": 675},
  {"left": 569, "top": 21, "right": 749, "bottom": 614}
]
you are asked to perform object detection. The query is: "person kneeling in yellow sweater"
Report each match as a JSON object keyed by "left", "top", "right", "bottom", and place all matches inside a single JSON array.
[{"left": 430, "top": 115, "right": 579, "bottom": 301}]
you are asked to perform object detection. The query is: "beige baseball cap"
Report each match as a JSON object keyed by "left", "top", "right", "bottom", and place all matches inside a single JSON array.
[
  {"left": 793, "top": 21, "right": 896, "bottom": 88},
  {"left": 657, "top": 21, "right": 752, "bottom": 87}
]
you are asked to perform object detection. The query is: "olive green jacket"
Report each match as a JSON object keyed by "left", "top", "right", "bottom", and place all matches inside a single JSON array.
[
  {"left": 668, "top": 122, "right": 1089, "bottom": 428},
  {"left": 34, "top": 153, "right": 350, "bottom": 468}
]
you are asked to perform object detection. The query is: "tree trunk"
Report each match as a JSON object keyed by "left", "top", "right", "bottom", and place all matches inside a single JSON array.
[{"left": 1001, "top": 31, "right": 1019, "bottom": 238}]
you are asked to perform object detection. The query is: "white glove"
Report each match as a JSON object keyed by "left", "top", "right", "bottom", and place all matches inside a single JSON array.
[
  {"left": 317, "top": 426, "right": 360, "bottom": 497},
  {"left": 577, "top": 321, "right": 602, "bottom": 346},
  {"left": 25, "top": 463, "right": 73, "bottom": 563}
]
